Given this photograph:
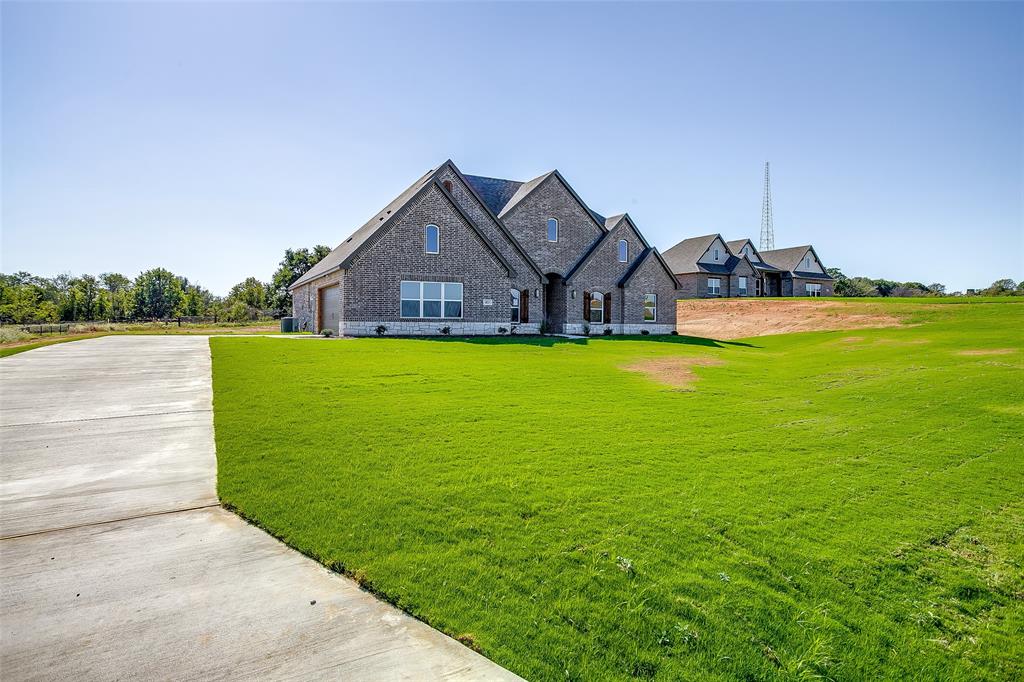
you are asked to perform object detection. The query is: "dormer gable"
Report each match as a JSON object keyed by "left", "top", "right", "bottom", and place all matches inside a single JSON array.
[{"left": 697, "top": 236, "right": 731, "bottom": 265}]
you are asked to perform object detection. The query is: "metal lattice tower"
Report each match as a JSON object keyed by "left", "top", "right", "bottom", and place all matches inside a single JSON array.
[{"left": 760, "top": 161, "right": 775, "bottom": 252}]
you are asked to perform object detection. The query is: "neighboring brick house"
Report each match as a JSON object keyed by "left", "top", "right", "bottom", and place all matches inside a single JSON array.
[
  {"left": 663, "top": 234, "right": 833, "bottom": 298},
  {"left": 290, "top": 160, "right": 680, "bottom": 336},
  {"left": 661, "top": 234, "right": 759, "bottom": 298},
  {"left": 758, "top": 245, "right": 834, "bottom": 296},
  {"left": 726, "top": 239, "right": 786, "bottom": 296}
]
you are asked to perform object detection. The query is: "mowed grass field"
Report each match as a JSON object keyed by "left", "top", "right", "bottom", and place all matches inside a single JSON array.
[{"left": 211, "top": 299, "right": 1023, "bottom": 681}]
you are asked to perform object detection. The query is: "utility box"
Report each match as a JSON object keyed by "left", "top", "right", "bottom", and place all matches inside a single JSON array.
[{"left": 280, "top": 317, "right": 296, "bottom": 333}]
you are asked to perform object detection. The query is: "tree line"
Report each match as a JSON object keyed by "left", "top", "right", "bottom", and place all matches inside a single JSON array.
[
  {"left": 826, "top": 269, "right": 1023, "bottom": 298},
  {"left": 3, "top": 252, "right": 1020, "bottom": 324},
  {"left": 0, "top": 246, "right": 330, "bottom": 324}
]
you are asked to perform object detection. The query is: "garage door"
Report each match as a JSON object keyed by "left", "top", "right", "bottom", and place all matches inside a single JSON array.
[{"left": 318, "top": 285, "right": 340, "bottom": 334}]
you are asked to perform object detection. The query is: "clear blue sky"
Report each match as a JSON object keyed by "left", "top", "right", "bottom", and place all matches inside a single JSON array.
[{"left": 3, "top": 1, "right": 1021, "bottom": 294}]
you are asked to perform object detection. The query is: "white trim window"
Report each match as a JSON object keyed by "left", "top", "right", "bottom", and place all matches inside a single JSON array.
[
  {"left": 713, "top": 248, "right": 720, "bottom": 262},
  {"left": 707, "top": 278, "right": 721, "bottom": 296},
  {"left": 643, "top": 293, "right": 657, "bottom": 322},
  {"left": 400, "top": 281, "right": 463, "bottom": 318},
  {"left": 618, "top": 239, "right": 628, "bottom": 263},
  {"left": 510, "top": 288, "right": 521, "bottom": 323},
  {"left": 804, "top": 255, "right": 812, "bottom": 269},
  {"left": 547, "top": 218, "right": 558, "bottom": 242},
  {"left": 738, "top": 276, "right": 748, "bottom": 296},
  {"left": 806, "top": 283, "right": 822, "bottom": 297},
  {"left": 425, "top": 224, "right": 439, "bottom": 254},
  {"left": 590, "top": 291, "right": 604, "bottom": 324}
]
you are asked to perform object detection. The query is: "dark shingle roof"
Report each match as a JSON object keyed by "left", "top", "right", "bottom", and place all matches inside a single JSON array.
[
  {"left": 760, "top": 245, "right": 833, "bottom": 280},
  {"left": 497, "top": 171, "right": 555, "bottom": 217},
  {"left": 661, "top": 234, "right": 721, "bottom": 274},
  {"left": 291, "top": 167, "right": 436, "bottom": 288},
  {"left": 616, "top": 247, "right": 681, "bottom": 289},
  {"left": 462, "top": 175, "right": 523, "bottom": 216}
]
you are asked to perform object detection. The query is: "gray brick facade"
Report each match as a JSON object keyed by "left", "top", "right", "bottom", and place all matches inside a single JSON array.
[
  {"left": 291, "top": 160, "right": 680, "bottom": 337},
  {"left": 621, "top": 253, "right": 678, "bottom": 327},
  {"left": 791, "top": 277, "right": 834, "bottom": 297},
  {"left": 501, "top": 175, "right": 604, "bottom": 276},
  {"left": 343, "top": 185, "right": 513, "bottom": 324}
]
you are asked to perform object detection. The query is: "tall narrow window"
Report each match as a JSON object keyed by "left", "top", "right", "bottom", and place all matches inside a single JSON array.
[
  {"left": 425, "top": 224, "right": 439, "bottom": 254},
  {"left": 714, "top": 248, "right": 720, "bottom": 262},
  {"left": 510, "top": 288, "right": 521, "bottom": 323},
  {"left": 590, "top": 292, "right": 604, "bottom": 324},
  {"left": 643, "top": 294, "right": 657, "bottom": 322},
  {"left": 547, "top": 218, "right": 558, "bottom": 242},
  {"left": 804, "top": 256, "right": 810, "bottom": 269},
  {"left": 738, "top": 276, "right": 748, "bottom": 296},
  {"left": 442, "top": 180, "right": 453, "bottom": 192},
  {"left": 618, "top": 239, "right": 628, "bottom": 262}
]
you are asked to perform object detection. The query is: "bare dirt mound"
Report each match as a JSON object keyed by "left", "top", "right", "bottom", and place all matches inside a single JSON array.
[
  {"left": 675, "top": 299, "right": 903, "bottom": 340},
  {"left": 623, "top": 356, "right": 724, "bottom": 390}
]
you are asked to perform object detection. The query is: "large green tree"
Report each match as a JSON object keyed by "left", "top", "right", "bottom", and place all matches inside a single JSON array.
[
  {"left": 268, "top": 245, "right": 331, "bottom": 315},
  {"left": 101, "top": 272, "right": 134, "bottom": 320},
  {"left": 228, "top": 277, "right": 267, "bottom": 310},
  {"left": 133, "top": 268, "right": 184, "bottom": 318}
]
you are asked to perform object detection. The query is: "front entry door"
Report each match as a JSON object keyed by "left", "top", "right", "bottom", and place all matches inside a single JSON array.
[{"left": 318, "top": 284, "right": 341, "bottom": 334}]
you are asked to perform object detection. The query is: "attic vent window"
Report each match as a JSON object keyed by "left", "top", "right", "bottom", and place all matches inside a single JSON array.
[
  {"left": 442, "top": 180, "right": 453, "bottom": 192},
  {"left": 714, "top": 248, "right": 720, "bottom": 262}
]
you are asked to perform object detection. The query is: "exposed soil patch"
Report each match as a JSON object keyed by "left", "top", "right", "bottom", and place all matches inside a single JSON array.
[
  {"left": 957, "top": 349, "right": 1017, "bottom": 356},
  {"left": 675, "top": 299, "right": 904, "bottom": 340},
  {"left": 623, "top": 356, "right": 724, "bottom": 390}
]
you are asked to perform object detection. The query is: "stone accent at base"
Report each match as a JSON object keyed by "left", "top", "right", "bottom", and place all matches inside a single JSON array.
[
  {"left": 343, "top": 321, "right": 542, "bottom": 337},
  {"left": 563, "top": 323, "right": 675, "bottom": 336}
]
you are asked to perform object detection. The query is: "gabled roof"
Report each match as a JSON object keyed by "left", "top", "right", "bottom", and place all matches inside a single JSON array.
[
  {"left": 495, "top": 170, "right": 608, "bottom": 239},
  {"left": 447, "top": 164, "right": 547, "bottom": 282},
  {"left": 290, "top": 168, "right": 435, "bottom": 289},
  {"left": 290, "top": 163, "right": 515, "bottom": 290},
  {"left": 616, "top": 247, "right": 681, "bottom": 289},
  {"left": 661, "top": 233, "right": 734, "bottom": 275},
  {"left": 759, "top": 245, "right": 833, "bottom": 279},
  {"left": 462, "top": 174, "right": 523, "bottom": 216},
  {"left": 497, "top": 171, "right": 555, "bottom": 218},
  {"left": 726, "top": 238, "right": 767, "bottom": 263},
  {"left": 564, "top": 213, "right": 650, "bottom": 283}
]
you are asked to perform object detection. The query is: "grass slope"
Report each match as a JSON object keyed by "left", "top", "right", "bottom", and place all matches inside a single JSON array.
[{"left": 211, "top": 300, "right": 1024, "bottom": 681}]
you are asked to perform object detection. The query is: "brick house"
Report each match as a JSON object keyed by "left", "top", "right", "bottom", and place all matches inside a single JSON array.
[
  {"left": 290, "top": 160, "right": 680, "bottom": 336},
  {"left": 662, "top": 234, "right": 759, "bottom": 298},
  {"left": 663, "top": 234, "right": 833, "bottom": 298}
]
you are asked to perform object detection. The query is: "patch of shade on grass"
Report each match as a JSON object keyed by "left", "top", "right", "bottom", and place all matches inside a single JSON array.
[{"left": 211, "top": 300, "right": 1024, "bottom": 681}]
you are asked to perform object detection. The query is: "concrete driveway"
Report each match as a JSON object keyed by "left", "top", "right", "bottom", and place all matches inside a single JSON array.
[{"left": 0, "top": 336, "right": 521, "bottom": 681}]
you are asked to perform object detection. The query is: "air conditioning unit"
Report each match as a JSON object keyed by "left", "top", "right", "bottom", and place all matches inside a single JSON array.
[{"left": 280, "top": 317, "right": 297, "bottom": 333}]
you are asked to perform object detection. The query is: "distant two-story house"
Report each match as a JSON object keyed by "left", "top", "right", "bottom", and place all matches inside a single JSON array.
[
  {"left": 290, "top": 160, "right": 680, "bottom": 336},
  {"left": 663, "top": 234, "right": 833, "bottom": 297}
]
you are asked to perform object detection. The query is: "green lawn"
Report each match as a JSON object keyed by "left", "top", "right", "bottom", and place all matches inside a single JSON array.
[{"left": 211, "top": 299, "right": 1023, "bottom": 681}]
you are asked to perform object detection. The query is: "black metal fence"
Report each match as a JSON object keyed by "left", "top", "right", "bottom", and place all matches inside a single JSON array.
[{"left": 1, "top": 316, "right": 245, "bottom": 336}]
